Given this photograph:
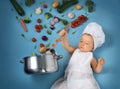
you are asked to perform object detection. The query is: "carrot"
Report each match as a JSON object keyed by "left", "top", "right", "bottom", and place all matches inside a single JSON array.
[
  {"left": 56, "top": 38, "right": 61, "bottom": 43},
  {"left": 52, "top": 43, "right": 56, "bottom": 47},
  {"left": 20, "top": 18, "right": 28, "bottom": 32}
]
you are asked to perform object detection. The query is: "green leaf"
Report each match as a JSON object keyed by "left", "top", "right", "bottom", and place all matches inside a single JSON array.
[
  {"left": 21, "top": 33, "right": 25, "bottom": 38},
  {"left": 45, "top": 43, "right": 51, "bottom": 48},
  {"left": 72, "top": 31, "right": 77, "bottom": 34},
  {"left": 16, "top": 16, "right": 18, "bottom": 20},
  {"left": 47, "top": 30, "right": 52, "bottom": 35},
  {"left": 61, "top": 19, "right": 69, "bottom": 25},
  {"left": 56, "top": 30, "right": 61, "bottom": 33},
  {"left": 34, "top": 44, "right": 37, "bottom": 49},
  {"left": 32, "top": 52, "right": 36, "bottom": 56},
  {"left": 61, "top": 14, "right": 64, "bottom": 17},
  {"left": 44, "top": 24, "right": 47, "bottom": 29},
  {"left": 40, "top": 1, "right": 44, "bottom": 5},
  {"left": 49, "top": 8, "right": 52, "bottom": 12}
]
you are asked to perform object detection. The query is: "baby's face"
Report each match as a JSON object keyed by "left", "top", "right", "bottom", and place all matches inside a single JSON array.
[{"left": 78, "top": 34, "right": 94, "bottom": 52}]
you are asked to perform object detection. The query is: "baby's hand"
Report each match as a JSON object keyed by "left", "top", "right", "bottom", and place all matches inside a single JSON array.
[
  {"left": 59, "top": 29, "right": 67, "bottom": 38},
  {"left": 98, "top": 58, "right": 105, "bottom": 65}
]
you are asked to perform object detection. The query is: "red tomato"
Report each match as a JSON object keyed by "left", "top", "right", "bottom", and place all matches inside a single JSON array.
[
  {"left": 35, "top": 25, "right": 39, "bottom": 29},
  {"left": 36, "top": 28, "right": 41, "bottom": 32},
  {"left": 39, "top": 25, "right": 43, "bottom": 29},
  {"left": 40, "top": 43, "right": 45, "bottom": 47},
  {"left": 37, "top": 18, "right": 41, "bottom": 23},
  {"left": 32, "top": 37, "right": 37, "bottom": 42}
]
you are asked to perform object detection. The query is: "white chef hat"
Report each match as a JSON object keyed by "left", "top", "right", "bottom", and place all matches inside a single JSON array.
[{"left": 82, "top": 22, "right": 105, "bottom": 50}]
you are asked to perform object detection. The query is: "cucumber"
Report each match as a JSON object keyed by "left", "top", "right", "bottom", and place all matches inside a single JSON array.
[
  {"left": 57, "top": 0, "right": 78, "bottom": 13},
  {"left": 10, "top": 0, "right": 25, "bottom": 16}
]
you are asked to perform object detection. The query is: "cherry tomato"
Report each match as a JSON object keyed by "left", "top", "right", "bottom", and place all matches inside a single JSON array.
[
  {"left": 40, "top": 43, "right": 45, "bottom": 47},
  {"left": 37, "top": 18, "right": 41, "bottom": 23},
  {"left": 32, "top": 37, "right": 37, "bottom": 42}
]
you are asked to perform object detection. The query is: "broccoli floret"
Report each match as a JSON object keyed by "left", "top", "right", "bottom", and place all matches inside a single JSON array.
[
  {"left": 85, "top": 0, "right": 94, "bottom": 12},
  {"left": 23, "top": 16, "right": 31, "bottom": 23},
  {"left": 44, "top": 12, "right": 53, "bottom": 20},
  {"left": 61, "top": 19, "right": 69, "bottom": 25}
]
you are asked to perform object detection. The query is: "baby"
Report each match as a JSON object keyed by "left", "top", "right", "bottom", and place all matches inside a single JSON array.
[{"left": 51, "top": 22, "right": 105, "bottom": 89}]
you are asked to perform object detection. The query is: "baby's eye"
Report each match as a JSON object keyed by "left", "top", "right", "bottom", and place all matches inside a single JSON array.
[{"left": 85, "top": 43, "right": 89, "bottom": 45}]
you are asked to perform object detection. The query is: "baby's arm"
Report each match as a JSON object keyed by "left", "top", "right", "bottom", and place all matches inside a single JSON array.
[
  {"left": 90, "top": 58, "right": 105, "bottom": 73},
  {"left": 59, "top": 29, "right": 75, "bottom": 54}
]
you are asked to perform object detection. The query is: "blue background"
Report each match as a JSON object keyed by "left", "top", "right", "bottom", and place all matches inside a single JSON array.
[{"left": 0, "top": 0, "right": 120, "bottom": 89}]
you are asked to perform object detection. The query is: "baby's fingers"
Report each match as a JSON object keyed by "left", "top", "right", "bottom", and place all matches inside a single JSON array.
[
  {"left": 98, "top": 58, "right": 105, "bottom": 65},
  {"left": 59, "top": 30, "right": 67, "bottom": 37}
]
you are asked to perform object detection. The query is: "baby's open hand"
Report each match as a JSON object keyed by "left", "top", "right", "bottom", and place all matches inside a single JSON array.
[{"left": 98, "top": 58, "right": 105, "bottom": 65}]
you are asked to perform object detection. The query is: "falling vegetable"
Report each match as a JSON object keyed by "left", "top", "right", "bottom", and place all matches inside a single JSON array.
[
  {"left": 72, "top": 31, "right": 77, "bottom": 34},
  {"left": 57, "top": 0, "right": 78, "bottom": 13},
  {"left": 43, "top": 4, "right": 48, "bottom": 8},
  {"left": 21, "top": 33, "right": 25, "bottom": 38},
  {"left": 61, "top": 19, "right": 69, "bottom": 25},
  {"left": 34, "top": 44, "right": 37, "bottom": 49},
  {"left": 20, "top": 18, "right": 28, "bottom": 32},
  {"left": 49, "top": 8, "right": 52, "bottom": 12},
  {"left": 45, "top": 43, "right": 51, "bottom": 49},
  {"left": 52, "top": 43, "right": 56, "bottom": 47},
  {"left": 32, "top": 52, "right": 36, "bottom": 56},
  {"left": 25, "top": 0, "right": 35, "bottom": 6},
  {"left": 44, "top": 12, "right": 53, "bottom": 20},
  {"left": 56, "top": 30, "right": 61, "bottom": 33},
  {"left": 32, "top": 37, "right": 37, "bottom": 42},
  {"left": 39, "top": 47, "right": 46, "bottom": 53},
  {"left": 42, "top": 36, "right": 48, "bottom": 41},
  {"left": 52, "top": 0, "right": 59, "bottom": 8},
  {"left": 40, "top": 43, "right": 45, "bottom": 48},
  {"left": 16, "top": 16, "right": 19, "bottom": 20},
  {"left": 23, "top": 16, "right": 31, "bottom": 23},
  {"left": 56, "top": 38, "right": 61, "bottom": 42},
  {"left": 35, "top": 7, "right": 42, "bottom": 15},
  {"left": 85, "top": 0, "right": 94, "bottom": 12},
  {"left": 44, "top": 24, "right": 47, "bottom": 29},
  {"left": 76, "top": 4, "right": 82, "bottom": 10},
  {"left": 71, "top": 15, "right": 88, "bottom": 28},
  {"left": 10, "top": 0, "right": 25, "bottom": 16},
  {"left": 47, "top": 30, "right": 52, "bottom": 35}
]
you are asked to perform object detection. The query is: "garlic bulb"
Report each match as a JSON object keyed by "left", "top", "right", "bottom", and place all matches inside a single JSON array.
[
  {"left": 68, "top": 12, "right": 75, "bottom": 19},
  {"left": 35, "top": 7, "right": 42, "bottom": 15}
]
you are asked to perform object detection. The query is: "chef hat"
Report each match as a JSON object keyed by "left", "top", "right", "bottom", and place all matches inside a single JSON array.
[{"left": 82, "top": 22, "right": 105, "bottom": 50}]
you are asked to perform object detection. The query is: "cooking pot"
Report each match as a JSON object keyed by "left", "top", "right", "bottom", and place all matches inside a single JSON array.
[{"left": 20, "top": 49, "right": 63, "bottom": 74}]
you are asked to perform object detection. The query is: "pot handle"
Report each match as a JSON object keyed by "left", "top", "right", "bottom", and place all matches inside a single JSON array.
[
  {"left": 20, "top": 59, "right": 24, "bottom": 63},
  {"left": 56, "top": 55, "right": 63, "bottom": 60}
]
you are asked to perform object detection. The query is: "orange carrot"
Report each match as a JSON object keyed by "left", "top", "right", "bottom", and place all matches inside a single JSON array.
[
  {"left": 56, "top": 38, "right": 61, "bottom": 43},
  {"left": 52, "top": 43, "right": 56, "bottom": 47},
  {"left": 20, "top": 18, "right": 28, "bottom": 32}
]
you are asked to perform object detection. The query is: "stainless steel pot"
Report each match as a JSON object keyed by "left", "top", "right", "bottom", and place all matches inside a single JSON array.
[{"left": 20, "top": 49, "right": 63, "bottom": 74}]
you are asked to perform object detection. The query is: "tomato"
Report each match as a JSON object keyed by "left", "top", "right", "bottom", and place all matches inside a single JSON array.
[
  {"left": 37, "top": 18, "right": 41, "bottom": 23},
  {"left": 39, "top": 25, "right": 43, "bottom": 29},
  {"left": 36, "top": 28, "right": 41, "bottom": 32},
  {"left": 35, "top": 25, "right": 39, "bottom": 29},
  {"left": 32, "top": 37, "right": 37, "bottom": 42},
  {"left": 71, "top": 24, "right": 76, "bottom": 28},
  {"left": 40, "top": 43, "right": 45, "bottom": 47}
]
